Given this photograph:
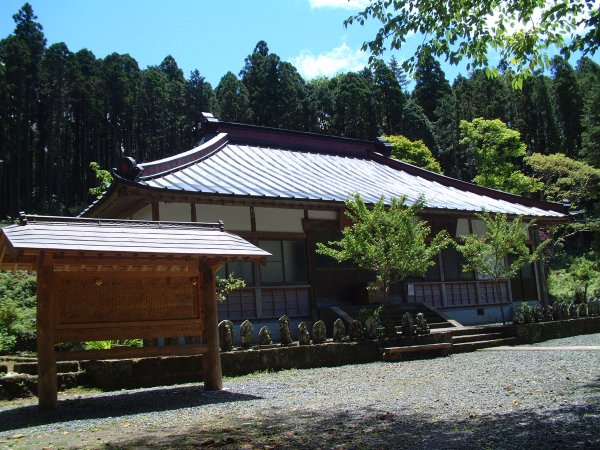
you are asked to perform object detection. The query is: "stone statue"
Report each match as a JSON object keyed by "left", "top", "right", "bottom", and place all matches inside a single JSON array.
[
  {"left": 298, "top": 322, "right": 311, "bottom": 345},
  {"left": 414, "top": 312, "right": 430, "bottom": 335},
  {"left": 279, "top": 315, "right": 293, "bottom": 346},
  {"left": 312, "top": 320, "right": 327, "bottom": 344},
  {"left": 240, "top": 320, "right": 254, "bottom": 349},
  {"left": 558, "top": 302, "right": 570, "bottom": 320},
  {"left": 218, "top": 320, "right": 234, "bottom": 352},
  {"left": 401, "top": 312, "right": 415, "bottom": 336},
  {"left": 534, "top": 305, "right": 545, "bottom": 322},
  {"left": 513, "top": 305, "right": 524, "bottom": 324},
  {"left": 569, "top": 303, "right": 578, "bottom": 318},
  {"left": 543, "top": 305, "right": 553, "bottom": 322},
  {"left": 589, "top": 298, "right": 599, "bottom": 316},
  {"left": 364, "top": 317, "right": 378, "bottom": 339},
  {"left": 348, "top": 320, "right": 363, "bottom": 341},
  {"left": 333, "top": 318, "right": 346, "bottom": 341},
  {"left": 258, "top": 326, "right": 273, "bottom": 345}
]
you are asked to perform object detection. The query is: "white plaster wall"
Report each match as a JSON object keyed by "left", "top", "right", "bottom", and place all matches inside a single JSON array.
[
  {"left": 307, "top": 210, "right": 338, "bottom": 220},
  {"left": 159, "top": 202, "right": 191, "bottom": 222},
  {"left": 255, "top": 207, "right": 304, "bottom": 232},
  {"left": 131, "top": 204, "right": 152, "bottom": 220},
  {"left": 195, "top": 204, "right": 251, "bottom": 231}
]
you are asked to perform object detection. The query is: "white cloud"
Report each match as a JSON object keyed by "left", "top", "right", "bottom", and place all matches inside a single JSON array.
[
  {"left": 292, "top": 44, "right": 368, "bottom": 79},
  {"left": 308, "top": 0, "right": 370, "bottom": 10}
]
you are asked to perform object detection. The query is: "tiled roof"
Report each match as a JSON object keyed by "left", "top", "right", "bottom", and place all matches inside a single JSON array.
[
  {"left": 134, "top": 136, "right": 565, "bottom": 218},
  {"left": 0, "top": 215, "right": 270, "bottom": 260}
]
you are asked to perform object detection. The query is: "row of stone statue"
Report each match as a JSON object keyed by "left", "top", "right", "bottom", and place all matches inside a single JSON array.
[
  {"left": 513, "top": 298, "right": 600, "bottom": 324},
  {"left": 217, "top": 312, "right": 430, "bottom": 351},
  {"left": 217, "top": 315, "right": 368, "bottom": 351}
]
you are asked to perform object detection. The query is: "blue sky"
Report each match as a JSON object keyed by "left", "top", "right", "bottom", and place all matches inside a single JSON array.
[{"left": 0, "top": 0, "right": 597, "bottom": 88}]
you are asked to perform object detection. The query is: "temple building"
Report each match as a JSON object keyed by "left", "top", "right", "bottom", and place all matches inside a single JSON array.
[{"left": 82, "top": 113, "right": 568, "bottom": 327}]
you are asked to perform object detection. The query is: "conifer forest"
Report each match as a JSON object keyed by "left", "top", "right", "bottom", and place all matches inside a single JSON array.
[{"left": 0, "top": 3, "right": 599, "bottom": 225}]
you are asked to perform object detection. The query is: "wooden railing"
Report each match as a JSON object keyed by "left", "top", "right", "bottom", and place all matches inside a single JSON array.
[{"left": 412, "top": 280, "right": 510, "bottom": 309}]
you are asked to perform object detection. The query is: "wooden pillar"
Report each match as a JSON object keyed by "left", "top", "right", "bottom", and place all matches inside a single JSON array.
[
  {"left": 202, "top": 265, "right": 222, "bottom": 390},
  {"left": 531, "top": 227, "right": 549, "bottom": 307},
  {"left": 36, "top": 254, "right": 57, "bottom": 409}
]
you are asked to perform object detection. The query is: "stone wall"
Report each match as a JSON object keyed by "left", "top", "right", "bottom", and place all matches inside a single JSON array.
[
  {"left": 2, "top": 317, "right": 599, "bottom": 399},
  {"left": 513, "top": 316, "right": 600, "bottom": 344},
  {"left": 81, "top": 340, "right": 383, "bottom": 391}
]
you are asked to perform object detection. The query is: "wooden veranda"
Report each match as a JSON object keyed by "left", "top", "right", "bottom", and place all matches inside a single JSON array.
[{"left": 0, "top": 214, "right": 269, "bottom": 409}]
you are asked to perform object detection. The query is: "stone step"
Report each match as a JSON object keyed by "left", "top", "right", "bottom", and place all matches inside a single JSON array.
[
  {"left": 452, "top": 332, "right": 504, "bottom": 344},
  {"left": 383, "top": 342, "right": 453, "bottom": 361},
  {"left": 429, "top": 322, "right": 453, "bottom": 329},
  {"left": 448, "top": 325, "right": 508, "bottom": 337},
  {"left": 451, "top": 337, "right": 519, "bottom": 353}
]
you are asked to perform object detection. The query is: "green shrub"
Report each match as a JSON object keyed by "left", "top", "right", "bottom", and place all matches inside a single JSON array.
[
  {"left": 548, "top": 255, "right": 600, "bottom": 303},
  {"left": 84, "top": 339, "right": 143, "bottom": 350},
  {"left": 0, "top": 271, "right": 37, "bottom": 355},
  {"left": 522, "top": 303, "right": 535, "bottom": 324}
]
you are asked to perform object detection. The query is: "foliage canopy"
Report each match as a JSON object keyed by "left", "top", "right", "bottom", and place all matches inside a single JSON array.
[
  {"left": 345, "top": 0, "right": 599, "bottom": 87},
  {"left": 455, "top": 211, "right": 548, "bottom": 323},
  {"left": 525, "top": 152, "right": 600, "bottom": 216},
  {"left": 459, "top": 118, "right": 541, "bottom": 195},
  {"left": 316, "top": 194, "right": 450, "bottom": 302},
  {"left": 384, "top": 135, "right": 442, "bottom": 173}
]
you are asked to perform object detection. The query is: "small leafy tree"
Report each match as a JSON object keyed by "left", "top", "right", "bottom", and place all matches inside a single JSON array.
[
  {"left": 216, "top": 272, "right": 246, "bottom": 303},
  {"left": 384, "top": 134, "right": 442, "bottom": 173},
  {"left": 0, "top": 271, "right": 37, "bottom": 354},
  {"left": 455, "top": 211, "right": 549, "bottom": 325},
  {"left": 459, "top": 118, "right": 541, "bottom": 195},
  {"left": 548, "top": 254, "right": 600, "bottom": 303},
  {"left": 316, "top": 194, "right": 450, "bottom": 304},
  {"left": 89, "top": 162, "right": 113, "bottom": 199}
]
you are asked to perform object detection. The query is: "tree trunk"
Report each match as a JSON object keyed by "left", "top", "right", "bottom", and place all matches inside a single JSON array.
[{"left": 495, "top": 279, "right": 506, "bottom": 325}]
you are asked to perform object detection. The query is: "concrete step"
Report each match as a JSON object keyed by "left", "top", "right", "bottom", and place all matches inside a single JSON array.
[
  {"left": 452, "top": 332, "right": 504, "bottom": 344},
  {"left": 451, "top": 337, "right": 519, "bottom": 353}
]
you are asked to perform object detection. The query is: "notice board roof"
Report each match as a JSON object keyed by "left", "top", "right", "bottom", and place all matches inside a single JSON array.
[{"left": 0, "top": 215, "right": 269, "bottom": 269}]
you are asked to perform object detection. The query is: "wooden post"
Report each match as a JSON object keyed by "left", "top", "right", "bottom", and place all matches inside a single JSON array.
[
  {"left": 531, "top": 227, "right": 549, "bottom": 307},
  {"left": 202, "top": 265, "right": 222, "bottom": 390},
  {"left": 36, "top": 254, "right": 57, "bottom": 409}
]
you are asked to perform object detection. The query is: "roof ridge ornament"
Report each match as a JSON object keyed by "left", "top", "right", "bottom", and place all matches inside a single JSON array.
[
  {"left": 376, "top": 137, "right": 393, "bottom": 157},
  {"left": 195, "top": 112, "right": 220, "bottom": 146},
  {"left": 19, "top": 211, "right": 27, "bottom": 226},
  {"left": 114, "top": 156, "right": 144, "bottom": 181}
]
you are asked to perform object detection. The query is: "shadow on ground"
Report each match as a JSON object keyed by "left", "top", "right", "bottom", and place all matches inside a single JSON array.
[
  {"left": 0, "top": 384, "right": 260, "bottom": 432},
  {"left": 101, "top": 399, "right": 600, "bottom": 450}
]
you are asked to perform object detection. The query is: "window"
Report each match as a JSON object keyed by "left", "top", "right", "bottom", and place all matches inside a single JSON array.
[
  {"left": 442, "top": 247, "right": 475, "bottom": 281},
  {"left": 217, "top": 261, "right": 254, "bottom": 285},
  {"left": 508, "top": 255, "right": 538, "bottom": 301},
  {"left": 259, "top": 240, "right": 308, "bottom": 284}
]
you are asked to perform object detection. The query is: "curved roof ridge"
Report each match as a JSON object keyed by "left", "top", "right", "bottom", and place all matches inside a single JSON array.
[{"left": 138, "top": 132, "right": 229, "bottom": 178}]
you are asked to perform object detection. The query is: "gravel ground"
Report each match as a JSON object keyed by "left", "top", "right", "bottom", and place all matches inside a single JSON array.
[{"left": 0, "top": 334, "right": 599, "bottom": 450}]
